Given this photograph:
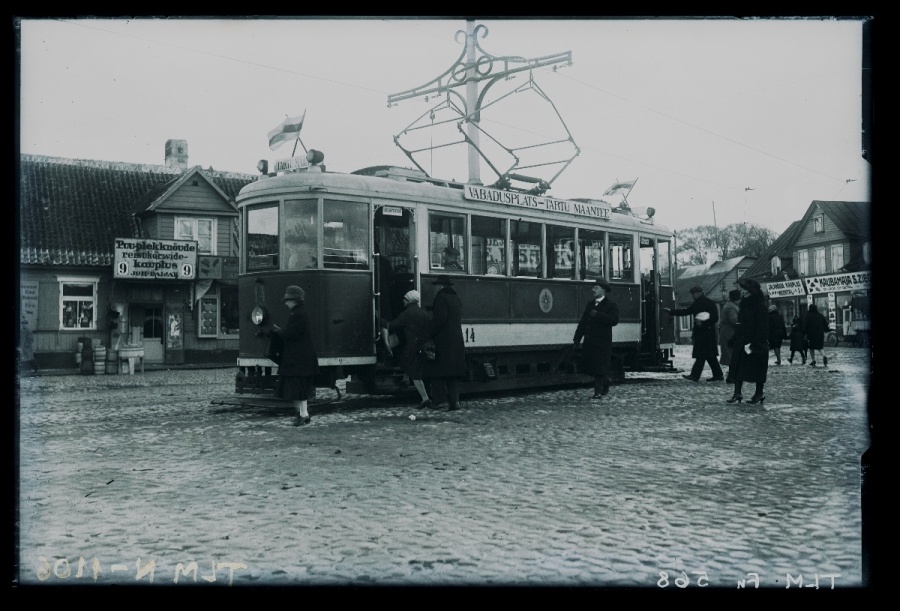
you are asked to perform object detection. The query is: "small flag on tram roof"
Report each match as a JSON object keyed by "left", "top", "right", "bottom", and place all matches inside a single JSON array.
[
  {"left": 268, "top": 111, "right": 306, "bottom": 151},
  {"left": 603, "top": 179, "right": 636, "bottom": 197}
]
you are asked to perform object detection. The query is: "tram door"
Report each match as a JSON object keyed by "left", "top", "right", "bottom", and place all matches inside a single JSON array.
[
  {"left": 374, "top": 205, "right": 417, "bottom": 328},
  {"left": 639, "top": 237, "right": 659, "bottom": 355}
]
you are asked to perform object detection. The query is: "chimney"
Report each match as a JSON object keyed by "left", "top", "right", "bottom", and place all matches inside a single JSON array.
[
  {"left": 165, "top": 139, "right": 188, "bottom": 170},
  {"left": 705, "top": 248, "right": 721, "bottom": 265}
]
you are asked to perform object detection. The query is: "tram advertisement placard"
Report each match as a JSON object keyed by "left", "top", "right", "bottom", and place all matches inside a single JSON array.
[
  {"left": 464, "top": 185, "right": 611, "bottom": 220},
  {"left": 113, "top": 238, "right": 198, "bottom": 280}
]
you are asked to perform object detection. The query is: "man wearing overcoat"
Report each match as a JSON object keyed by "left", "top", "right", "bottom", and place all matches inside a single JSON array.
[
  {"left": 665, "top": 285, "right": 724, "bottom": 382},
  {"left": 573, "top": 277, "right": 620, "bottom": 399}
]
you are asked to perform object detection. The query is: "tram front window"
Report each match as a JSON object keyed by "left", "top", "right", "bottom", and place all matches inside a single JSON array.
[
  {"left": 609, "top": 234, "right": 634, "bottom": 281},
  {"left": 546, "top": 224, "right": 575, "bottom": 279},
  {"left": 323, "top": 200, "right": 368, "bottom": 269},
  {"left": 284, "top": 199, "right": 318, "bottom": 270},
  {"left": 429, "top": 213, "right": 466, "bottom": 272},
  {"left": 512, "top": 221, "right": 542, "bottom": 277},
  {"left": 578, "top": 229, "right": 605, "bottom": 280},
  {"left": 471, "top": 215, "right": 506, "bottom": 276},
  {"left": 247, "top": 203, "right": 279, "bottom": 270}
]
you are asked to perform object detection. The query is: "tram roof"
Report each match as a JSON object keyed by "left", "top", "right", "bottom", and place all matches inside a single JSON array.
[{"left": 238, "top": 166, "right": 672, "bottom": 236}]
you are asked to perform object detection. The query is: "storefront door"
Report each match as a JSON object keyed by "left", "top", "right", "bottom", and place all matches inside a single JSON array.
[{"left": 142, "top": 306, "right": 164, "bottom": 363}]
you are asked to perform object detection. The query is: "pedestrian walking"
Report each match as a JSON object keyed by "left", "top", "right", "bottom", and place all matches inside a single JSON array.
[
  {"left": 424, "top": 275, "right": 466, "bottom": 411},
  {"left": 719, "top": 289, "right": 741, "bottom": 383},
  {"left": 804, "top": 304, "right": 830, "bottom": 366},
  {"left": 727, "top": 278, "right": 769, "bottom": 405},
  {"left": 787, "top": 316, "right": 807, "bottom": 364},
  {"left": 271, "top": 285, "right": 320, "bottom": 426},
  {"left": 383, "top": 290, "right": 433, "bottom": 409},
  {"left": 768, "top": 304, "right": 787, "bottom": 365},
  {"left": 573, "top": 278, "right": 620, "bottom": 399},
  {"left": 664, "top": 286, "right": 724, "bottom": 382}
]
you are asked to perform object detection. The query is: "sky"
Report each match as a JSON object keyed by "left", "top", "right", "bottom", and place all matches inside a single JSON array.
[{"left": 17, "top": 17, "right": 871, "bottom": 235}]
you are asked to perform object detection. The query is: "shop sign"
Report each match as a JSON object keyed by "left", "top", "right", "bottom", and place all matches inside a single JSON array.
[
  {"left": 20, "top": 280, "right": 39, "bottom": 329},
  {"left": 114, "top": 238, "right": 197, "bottom": 280},
  {"left": 764, "top": 279, "right": 806, "bottom": 298},
  {"left": 804, "top": 271, "right": 871, "bottom": 294}
]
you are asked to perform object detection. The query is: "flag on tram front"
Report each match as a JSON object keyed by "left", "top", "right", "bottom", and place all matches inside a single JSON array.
[
  {"left": 268, "top": 111, "right": 306, "bottom": 151},
  {"left": 603, "top": 179, "right": 636, "bottom": 197}
]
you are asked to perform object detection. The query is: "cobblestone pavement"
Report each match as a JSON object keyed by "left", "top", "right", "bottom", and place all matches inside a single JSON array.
[{"left": 16, "top": 345, "right": 871, "bottom": 589}]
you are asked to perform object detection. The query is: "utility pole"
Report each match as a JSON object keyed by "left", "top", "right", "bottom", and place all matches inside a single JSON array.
[{"left": 464, "top": 21, "right": 482, "bottom": 185}]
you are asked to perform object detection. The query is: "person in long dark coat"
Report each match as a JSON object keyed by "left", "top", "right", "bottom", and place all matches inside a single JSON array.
[
  {"left": 719, "top": 289, "right": 741, "bottom": 382},
  {"left": 804, "top": 304, "right": 830, "bottom": 366},
  {"left": 424, "top": 275, "right": 466, "bottom": 411},
  {"left": 787, "top": 316, "right": 807, "bottom": 364},
  {"left": 384, "top": 290, "right": 433, "bottom": 409},
  {"left": 272, "top": 285, "right": 320, "bottom": 426},
  {"left": 767, "top": 304, "right": 788, "bottom": 365},
  {"left": 727, "top": 277, "right": 769, "bottom": 405},
  {"left": 665, "top": 286, "right": 724, "bottom": 382},
  {"left": 573, "top": 277, "right": 620, "bottom": 399}
]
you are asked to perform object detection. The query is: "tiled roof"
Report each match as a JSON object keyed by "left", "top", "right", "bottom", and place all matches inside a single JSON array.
[
  {"left": 742, "top": 220, "right": 803, "bottom": 280},
  {"left": 20, "top": 154, "right": 254, "bottom": 267}
]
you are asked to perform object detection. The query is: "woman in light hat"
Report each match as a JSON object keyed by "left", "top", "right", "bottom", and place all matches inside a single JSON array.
[
  {"left": 383, "top": 289, "right": 433, "bottom": 408},
  {"left": 271, "top": 285, "right": 320, "bottom": 426}
]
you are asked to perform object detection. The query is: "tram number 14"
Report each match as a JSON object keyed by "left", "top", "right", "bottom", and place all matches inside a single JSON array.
[{"left": 465, "top": 327, "right": 476, "bottom": 343}]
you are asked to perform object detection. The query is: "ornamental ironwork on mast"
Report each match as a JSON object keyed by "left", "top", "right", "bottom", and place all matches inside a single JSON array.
[{"left": 387, "top": 21, "right": 579, "bottom": 195}]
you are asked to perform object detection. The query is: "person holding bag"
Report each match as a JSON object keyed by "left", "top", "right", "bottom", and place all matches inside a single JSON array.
[{"left": 383, "top": 290, "right": 433, "bottom": 409}]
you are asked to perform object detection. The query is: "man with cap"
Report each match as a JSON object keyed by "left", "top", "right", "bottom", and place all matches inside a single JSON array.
[
  {"left": 383, "top": 289, "right": 433, "bottom": 409},
  {"left": 271, "top": 285, "right": 320, "bottom": 426},
  {"left": 573, "top": 278, "right": 620, "bottom": 399},
  {"left": 424, "top": 275, "right": 466, "bottom": 410},
  {"left": 442, "top": 246, "right": 464, "bottom": 271},
  {"left": 664, "top": 286, "right": 723, "bottom": 382}
]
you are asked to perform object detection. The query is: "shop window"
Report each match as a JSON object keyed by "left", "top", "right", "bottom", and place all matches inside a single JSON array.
[
  {"left": 323, "top": 200, "right": 368, "bottom": 269},
  {"left": 284, "top": 198, "right": 319, "bottom": 270},
  {"left": 546, "top": 224, "right": 575, "bottom": 279},
  {"left": 831, "top": 244, "right": 844, "bottom": 272},
  {"left": 511, "top": 220, "right": 542, "bottom": 277},
  {"left": 609, "top": 234, "right": 634, "bottom": 281},
  {"left": 176, "top": 217, "right": 216, "bottom": 254},
  {"left": 247, "top": 203, "right": 279, "bottom": 270},
  {"left": 197, "top": 287, "right": 239, "bottom": 338},
  {"left": 58, "top": 277, "right": 98, "bottom": 330},
  {"left": 471, "top": 215, "right": 505, "bottom": 276},
  {"left": 430, "top": 213, "right": 466, "bottom": 272},
  {"left": 814, "top": 247, "right": 826, "bottom": 275},
  {"left": 797, "top": 250, "right": 809, "bottom": 276},
  {"left": 577, "top": 229, "right": 605, "bottom": 280}
]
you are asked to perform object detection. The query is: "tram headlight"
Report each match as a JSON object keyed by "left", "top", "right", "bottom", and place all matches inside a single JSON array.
[{"left": 250, "top": 306, "right": 268, "bottom": 326}]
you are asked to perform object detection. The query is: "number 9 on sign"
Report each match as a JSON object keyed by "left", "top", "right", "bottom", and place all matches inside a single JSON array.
[
  {"left": 181, "top": 263, "right": 194, "bottom": 278},
  {"left": 117, "top": 262, "right": 129, "bottom": 275}
]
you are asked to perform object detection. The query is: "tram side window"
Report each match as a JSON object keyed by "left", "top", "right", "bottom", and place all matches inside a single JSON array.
[
  {"left": 471, "top": 215, "right": 506, "bottom": 276},
  {"left": 512, "top": 220, "right": 542, "bottom": 278},
  {"left": 578, "top": 229, "right": 605, "bottom": 280},
  {"left": 323, "top": 200, "right": 368, "bottom": 270},
  {"left": 284, "top": 198, "right": 319, "bottom": 270},
  {"left": 546, "top": 224, "right": 575, "bottom": 279},
  {"left": 657, "top": 240, "right": 672, "bottom": 284},
  {"left": 609, "top": 234, "right": 634, "bottom": 281},
  {"left": 246, "top": 203, "right": 279, "bottom": 271},
  {"left": 429, "top": 213, "right": 466, "bottom": 272}
]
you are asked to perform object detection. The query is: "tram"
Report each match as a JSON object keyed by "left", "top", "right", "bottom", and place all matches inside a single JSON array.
[{"left": 233, "top": 153, "right": 677, "bottom": 397}]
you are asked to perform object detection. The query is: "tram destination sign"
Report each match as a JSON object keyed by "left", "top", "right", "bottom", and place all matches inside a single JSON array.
[
  {"left": 464, "top": 186, "right": 611, "bottom": 220},
  {"left": 113, "top": 238, "right": 198, "bottom": 280}
]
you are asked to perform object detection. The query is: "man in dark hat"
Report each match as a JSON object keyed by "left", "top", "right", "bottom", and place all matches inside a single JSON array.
[
  {"left": 423, "top": 275, "right": 466, "bottom": 410},
  {"left": 573, "top": 278, "right": 620, "bottom": 399},
  {"left": 271, "top": 285, "right": 320, "bottom": 426},
  {"left": 442, "top": 246, "right": 464, "bottom": 271},
  {"left": 664, "top": 285, "right": 724, "bottom": 382}
]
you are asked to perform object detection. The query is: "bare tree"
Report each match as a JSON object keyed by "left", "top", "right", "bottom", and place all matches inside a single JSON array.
[{"left": 676, "top": 223, "right": 777, "bottom": 265}]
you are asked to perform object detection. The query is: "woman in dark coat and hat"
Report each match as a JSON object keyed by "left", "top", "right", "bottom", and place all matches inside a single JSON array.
[
  {"left": 727, "top": 277, "right": 769, "bottom": 405},
  {"left": 424, "top": 275, "right": 466, "bottom": 411},
  {"left": 803, "top": 304, "right": 830, "bottom": 366},
  {"left": 767, "top": 304, "right": 788, "bottom": 365},
  {"left": 573, "top": 277, "right": 620, "bottom": 399},
  {"left": 384, "top": 290, "right": 433, "bottom": 409},
  {"left": 271, "top": 285, "right": 320, "bottom": 426}
]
